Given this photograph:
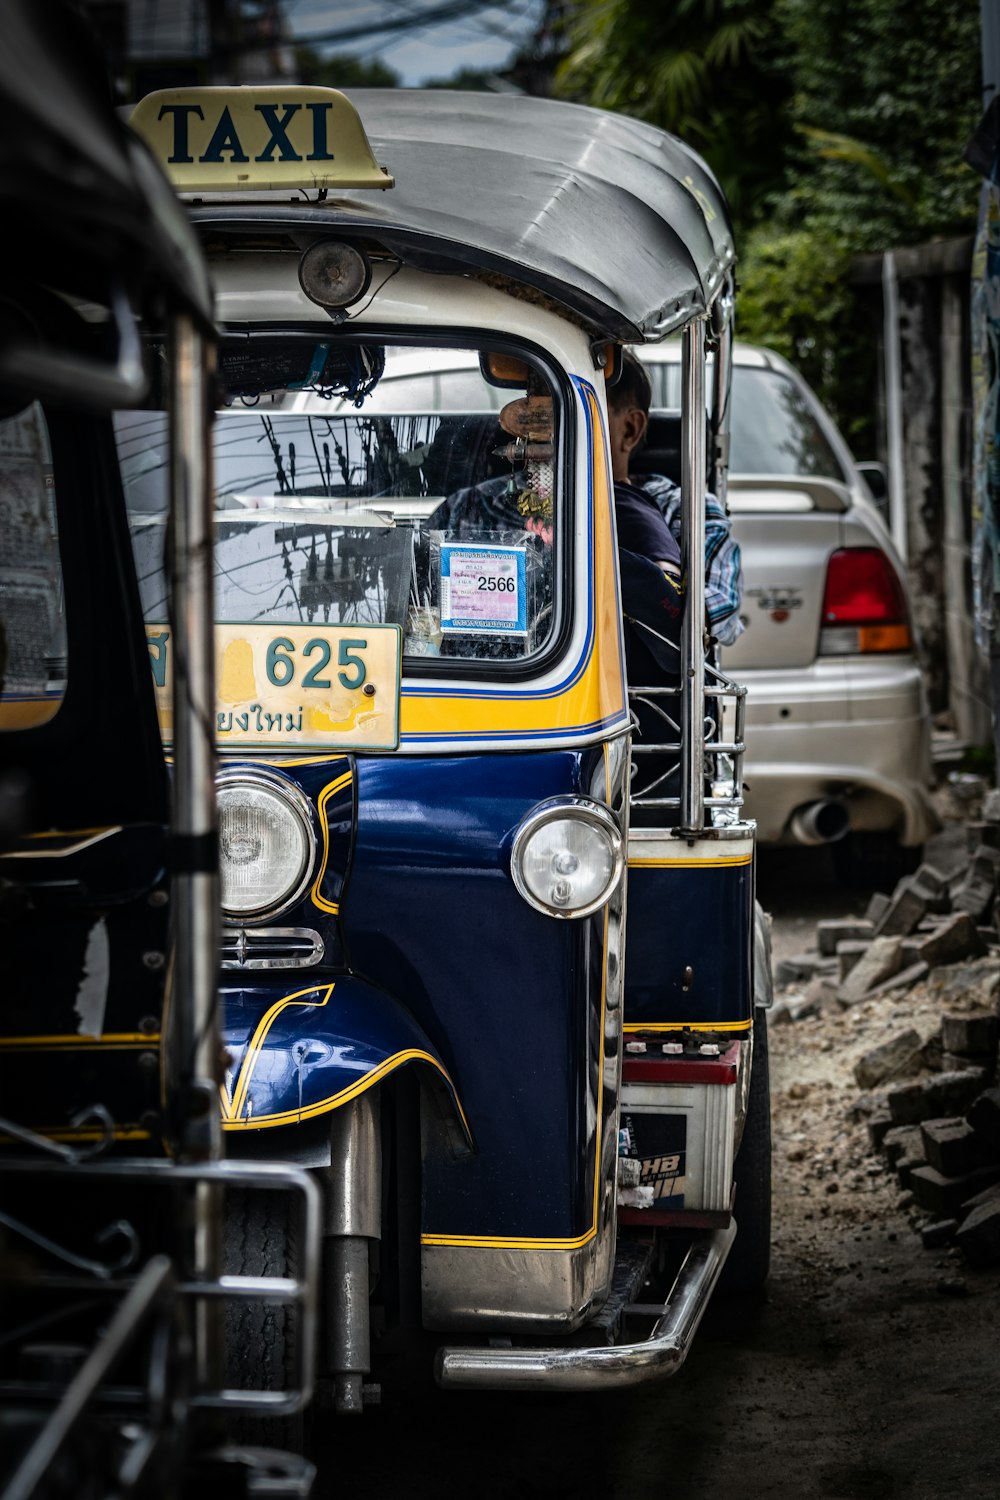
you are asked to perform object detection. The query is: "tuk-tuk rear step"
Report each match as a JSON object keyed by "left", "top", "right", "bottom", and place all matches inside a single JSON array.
[
  {"left": 578, "top": 1240, "right": 654, "bottom": 1347},
  {"left": 434, "top": 1221, "right": 736, "bottom": 1392}
]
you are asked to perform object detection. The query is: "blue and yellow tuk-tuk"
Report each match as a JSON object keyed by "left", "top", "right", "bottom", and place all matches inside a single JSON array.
[
  {"left": 0, "top": 7, "right": 320, "bottom": 1488},
  {"left": 7, "top": 78, "right": 771, "bottom": 1426}
]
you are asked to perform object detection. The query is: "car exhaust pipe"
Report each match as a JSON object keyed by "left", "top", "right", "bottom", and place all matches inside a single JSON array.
[{"left": 789, "top": 800, "right": 850, "bottom": 846}]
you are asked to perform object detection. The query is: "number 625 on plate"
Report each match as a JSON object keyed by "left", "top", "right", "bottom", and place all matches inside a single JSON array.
[{"left": 146, "top": 621, "right": 402, "bottom": 750}]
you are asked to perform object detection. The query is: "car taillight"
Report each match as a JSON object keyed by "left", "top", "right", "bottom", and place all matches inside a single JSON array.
[{"left": 818, "top": 547, "right": 912, "bottom": 654}]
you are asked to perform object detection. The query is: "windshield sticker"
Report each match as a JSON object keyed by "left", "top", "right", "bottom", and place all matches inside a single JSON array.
[{"left": 439, "top": 543, "right": 527, "bottom": 634}]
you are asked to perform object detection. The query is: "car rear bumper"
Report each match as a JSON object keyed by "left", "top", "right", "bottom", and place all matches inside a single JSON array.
[{"left": 730, "top": 657, "right": 939, "bottom": 846}]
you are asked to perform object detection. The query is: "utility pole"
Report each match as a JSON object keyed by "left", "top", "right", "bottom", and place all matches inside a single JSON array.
[{"left": 976, "top": 0, "right": 1000, "bottom": 771}]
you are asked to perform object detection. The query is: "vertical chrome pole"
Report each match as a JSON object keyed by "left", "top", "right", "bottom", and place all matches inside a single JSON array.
[
  {"left": 680, "top": 319, "right": 707, "bottom": 834},
  {"left": 168, "top": 311, "right": 219, "bottom": 1159},
  {"left": 168, "top": 312, "right": 220, "bottom": 1389},
  {"left": 709, "top": 291, "right": 733, "bottom": 514}
]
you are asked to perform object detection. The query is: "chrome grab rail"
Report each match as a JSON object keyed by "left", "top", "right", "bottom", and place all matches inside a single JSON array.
[
  {"left": 631, "top": 301, "right": 745, "bottom": 826},
  {"left": 0, "top": 1157, "right": 320, "bottom": 1417},
  {"left": 1, "top": 1256, "right": 177, "bottom": 1500},
  {"left": 679, "top": 319, "right": 707, "bottom": 832},
  {"left": 627, "top": 626, "right": 747, "bottom": 817}
]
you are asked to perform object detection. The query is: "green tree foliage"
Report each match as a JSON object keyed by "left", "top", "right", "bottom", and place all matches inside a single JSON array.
[
  {"left": 556, "top": 0, "right": 982, "bottom": 439},
  {"left": 774, "top": 0, "right": 981, "bottom": 251},
  {"left": 741, "top": 0, "right": 981, "bottom": 437},
  {"left": 295, "top": 47, "right": 400, "bottom": 89},
  {"left": 555, "top": 0, "right": 793, "bottom": 235}
]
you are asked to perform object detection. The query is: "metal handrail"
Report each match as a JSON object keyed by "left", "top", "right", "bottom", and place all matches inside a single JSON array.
[
  {"left": 628, "top": 301, "right": 745, "bottom": 828},
  {"left": 679, "top": 319, "right": 707, "bottom": 831},
  {"left": 1, "top": 1256, "right": 177, "bottom": 1500},
  {"left": 628, "top": 628, "right": 747, "bottom": 818},
  {"left": 0, "top": 1157, "right": 320, "bottom": 1418}
]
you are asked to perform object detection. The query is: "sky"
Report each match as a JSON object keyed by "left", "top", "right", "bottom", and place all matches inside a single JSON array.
[{"left": 283, "top": 0, "right": 545, "bottom": 86}]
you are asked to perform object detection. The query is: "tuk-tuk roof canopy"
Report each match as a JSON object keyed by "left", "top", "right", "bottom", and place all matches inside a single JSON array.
[
  {"left": 188, "top": 89, "right": 735, "bottom": 343},
  {"left": 1, "top": 0, "right": 212, "bottom": 327}
]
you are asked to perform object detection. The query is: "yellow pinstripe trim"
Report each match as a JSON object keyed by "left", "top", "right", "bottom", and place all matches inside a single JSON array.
[
  {"left": 219, "top": 983, "right": 470, "bottom": 1136},
  {"left": 0, "top": 1033, "right": 158, "bottom": 1050},
  {"left": 263, "top": 755, "right": 354, "bottom": 768},
  {"left": 420, "top": 1229, "right": 597, "bottom": 1250},
  {"left": 623, "top": 1020, "right": 752, "bottom": 1034},
  {"left": 627, "top": 854, "right": 753, "bottom": 869},
  {"left": 5, "top": 829, "right": 122, "bottom": 860},
  {"left": 222, "top": 983, "right": 333, "bottom": 1123},
  {"left": 222, "top": 1046, "right": 471, "bottom": 1135},
  {"left": 25, "top": 827, "right": 111, "bottom": 840},
  {"left": 420, "top": 907, "right": 610, "bottom": 1252},
  {"left": 589, "top": 906, "right": 609, "bottom": 1239},
  {"left": 0, "top": 1127, "right": 152, "bottom": 1144},
  {"left": 310, "top": 769, "right": 353, "bottom": 914}
]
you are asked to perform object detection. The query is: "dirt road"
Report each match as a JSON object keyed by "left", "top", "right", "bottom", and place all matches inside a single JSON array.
[{"left": 317, "top": 843, "right": 1000, "bottom": 1500}]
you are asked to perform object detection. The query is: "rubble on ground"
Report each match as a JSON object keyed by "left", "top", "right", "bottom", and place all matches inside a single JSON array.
[{"left": 769, "top": 787, "right": 1000, "bottom": 1271}]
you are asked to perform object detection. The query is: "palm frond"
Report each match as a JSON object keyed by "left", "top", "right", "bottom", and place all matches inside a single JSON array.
[
  {"left": 704, "top": 18, "right": 766, "bottom": 68},
  {"left": 799, "top": 126, "right": 918, "bottom": 208},
  {"left": 652, "top": 48, "right": 709, "bottom": 120}
]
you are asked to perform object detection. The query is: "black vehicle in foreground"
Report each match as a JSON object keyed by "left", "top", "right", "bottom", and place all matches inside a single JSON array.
[{"left": 0, "top": 4, "right": 318, "bottom": 1494}]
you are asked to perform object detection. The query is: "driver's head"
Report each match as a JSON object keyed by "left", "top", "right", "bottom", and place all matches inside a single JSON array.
[{"left": 607, "top": 350, "right": 651, "bottom": 482}]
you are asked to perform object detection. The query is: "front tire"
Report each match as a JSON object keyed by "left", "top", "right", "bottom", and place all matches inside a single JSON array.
[{"left": 224, "top": 1188, "right": 304, "bottom": 1449}]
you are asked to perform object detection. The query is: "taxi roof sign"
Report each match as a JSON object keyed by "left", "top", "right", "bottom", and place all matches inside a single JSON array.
[{"left": 131, "top": 86, "right": 394, "bottom": 194}]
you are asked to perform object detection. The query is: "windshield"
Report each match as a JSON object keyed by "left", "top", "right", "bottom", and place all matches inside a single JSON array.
[{"left": 119, "top": 340, "right": 562, "bottom": 670}]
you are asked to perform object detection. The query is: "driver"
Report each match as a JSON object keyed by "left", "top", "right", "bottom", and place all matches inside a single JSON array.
[{"left": 607, "top": 350, "right": 744, "bottom": 647}]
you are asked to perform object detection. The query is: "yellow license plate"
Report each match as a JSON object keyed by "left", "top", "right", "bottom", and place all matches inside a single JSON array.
[{"left": 147, "top": 623, "right": 401, "bottom": 750}]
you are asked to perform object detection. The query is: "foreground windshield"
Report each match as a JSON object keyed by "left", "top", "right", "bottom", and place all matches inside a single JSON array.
[{"left": 119, "top": 341, "right": 561, "bottom": 667}]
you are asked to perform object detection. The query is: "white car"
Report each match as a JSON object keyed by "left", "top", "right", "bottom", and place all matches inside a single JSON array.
[
  {"left": 636, "top": 343, "right": 938, "bottom": 881},
  {"left": 252, "top": 341, "right": 938, "bottom": 881}
]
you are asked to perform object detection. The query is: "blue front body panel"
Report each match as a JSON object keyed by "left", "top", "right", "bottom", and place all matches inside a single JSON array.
[
  {"left": 222, "top": 748, "right": 619, "bottom": 1249},
  {"left": 220, "top": 974, "right": 468, "bottom": 1135},
  {"left": 343, "top": 751, "right": 611, "bottom": 1244},
  {"left": 623, "top": 860, "right": 754, "bottom": 1030}
]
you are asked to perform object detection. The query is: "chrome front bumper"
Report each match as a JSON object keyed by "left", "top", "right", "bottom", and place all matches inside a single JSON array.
[{"left": 434, "top": 1221, "right": 736, "bottom": 1392}]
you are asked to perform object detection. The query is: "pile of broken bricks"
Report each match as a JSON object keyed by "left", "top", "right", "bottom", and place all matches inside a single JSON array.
[
  {"left": 774, "top": 823, "right": 1000, "bottom": 1020},
  {"left": 773, "top": 789, "right": 1000, "bottom": 1267}
]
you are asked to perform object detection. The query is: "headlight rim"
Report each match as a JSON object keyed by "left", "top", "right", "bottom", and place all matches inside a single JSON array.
[
  {"left": 510, "top": 796, "right": 624, "bottom": 920},
  {"left": 216, "top": 766, "right": 318, "bottom": 924}
]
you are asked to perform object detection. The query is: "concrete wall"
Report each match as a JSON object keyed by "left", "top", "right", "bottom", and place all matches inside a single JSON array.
[{"left": 855, "top": 238, "right": 993, "bottom": 744}]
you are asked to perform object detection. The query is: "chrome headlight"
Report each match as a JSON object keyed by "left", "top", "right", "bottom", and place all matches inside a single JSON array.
[
  {"left": 216, "top": 768, "right": 316, "bottom": 921},
  {"left": 510, "top": 798, "right": 623, "bottom": 919}
]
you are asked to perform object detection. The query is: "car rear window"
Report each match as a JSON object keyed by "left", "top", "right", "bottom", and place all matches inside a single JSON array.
[
  {"left": 730, "top": 369, "right": 845, "bottom": 479},
  {"left": 645, "top": 362, "right": 846, "bottom": 480}
]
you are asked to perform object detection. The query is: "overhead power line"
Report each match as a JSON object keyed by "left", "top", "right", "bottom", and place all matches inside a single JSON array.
[{"left": 291, "top": 0, "right": 500, "bottom": 49}]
